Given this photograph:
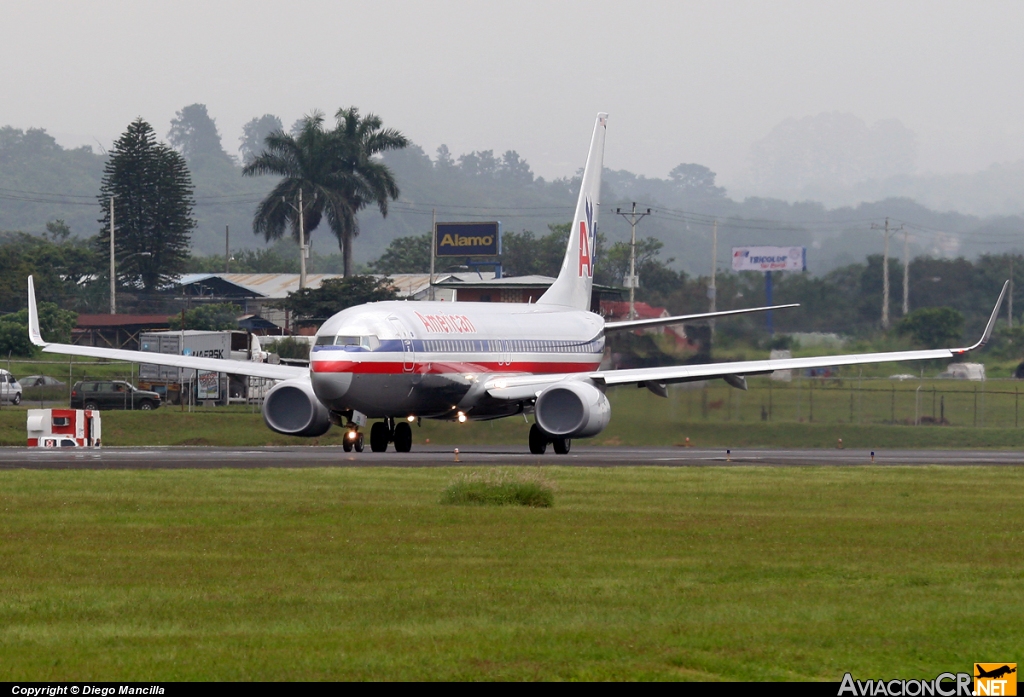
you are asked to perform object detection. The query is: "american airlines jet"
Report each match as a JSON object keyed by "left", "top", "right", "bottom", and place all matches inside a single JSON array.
[{"left": 27, "top": 114, "right": 1007, "bottom": 454}]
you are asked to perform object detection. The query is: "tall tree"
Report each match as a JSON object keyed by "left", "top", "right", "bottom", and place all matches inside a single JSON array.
[
  {"left": 369, "top": 232, "right": 431, "bottom": 273},
  {"left": 239, "top": 114, "right": 283, "bottom": 164},
  {"left": 98, "top": 118, "right": 196, "bottom": 292},
  {"left": 243, "top": 108, "right": 408, "bottom": 276},
  {"left": 278, "top": 276, "right": 397, "bottom": 325},
  {"left": 167, "top": 103, "right": 233, "bottom": 165}
]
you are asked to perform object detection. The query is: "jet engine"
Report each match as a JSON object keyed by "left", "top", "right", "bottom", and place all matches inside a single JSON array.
[
  {"left": 263, "top": 378, "right": 332, "bottom": 437},
  {"left": 534, "top": 381, "right": 611, "bottom": 438}
]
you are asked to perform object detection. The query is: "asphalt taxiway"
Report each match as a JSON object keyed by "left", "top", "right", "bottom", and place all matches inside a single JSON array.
[{"left": 1, "top": 445, "right": 1023, "bottom": 469}]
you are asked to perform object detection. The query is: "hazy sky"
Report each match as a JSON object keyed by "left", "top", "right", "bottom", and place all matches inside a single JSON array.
[{"left": 3, "top": 1, "right": 1023, "bottom": 188}]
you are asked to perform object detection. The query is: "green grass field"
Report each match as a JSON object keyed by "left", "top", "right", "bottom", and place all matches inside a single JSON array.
[{"left": 1, "top": 466, "right": 1020, "bottom": 680}]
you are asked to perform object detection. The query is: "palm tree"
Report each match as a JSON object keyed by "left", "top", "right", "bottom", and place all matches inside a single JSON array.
[
  {"left": 242, "top": 108, "right": 407, "bottom": 276},
  {"left": 329, "top": 107, "right": 408, "bottom": 275}
]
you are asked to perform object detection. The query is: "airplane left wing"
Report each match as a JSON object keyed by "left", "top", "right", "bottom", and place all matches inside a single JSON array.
[
  {"left": 486, "top": 281, "right": 1008, "bottom": 400},
  {"left": 27, "top": 276, "right": 306, "bottom": 382}
]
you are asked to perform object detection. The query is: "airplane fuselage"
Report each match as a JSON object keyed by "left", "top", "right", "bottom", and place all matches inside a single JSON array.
[{"left": 310, "top": 300, "right": 605, "bottom": 419}]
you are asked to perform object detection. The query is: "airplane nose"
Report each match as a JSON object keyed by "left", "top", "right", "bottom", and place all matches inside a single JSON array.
[{"left": 311, "top": 371, "right": 352, "bottom": 403}]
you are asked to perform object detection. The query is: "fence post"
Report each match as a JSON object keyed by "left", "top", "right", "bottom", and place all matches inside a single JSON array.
[
  {"left": 981, "top": 381, "right": 985, "bottom": 428},
  {"left": 858, "top": 371, "right": 864, "bottom": 424},
  {"left": 768, "top": 379, "right": 773, "bottom": 421}
]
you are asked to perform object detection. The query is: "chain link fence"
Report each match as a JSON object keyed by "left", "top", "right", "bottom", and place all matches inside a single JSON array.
[{"left": 664, "top": 376, "right": 1024, "bottom": 428}]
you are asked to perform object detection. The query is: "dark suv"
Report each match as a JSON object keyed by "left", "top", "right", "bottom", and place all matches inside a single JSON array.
[{"left": 70, "top": 381, "right": 162, "bottom": 411}]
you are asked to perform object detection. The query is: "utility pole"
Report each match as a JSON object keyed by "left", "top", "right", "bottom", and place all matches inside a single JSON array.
[
  {"left": 109, "top": 196, "right": 116, "bottom": 315},
  {"left": 871, "top": 218, "right": 895, "bottom": 328},
  {"left": 298, "top": 188, "right": 307, "bottom": 289},
  {"left": 225, "top": 225, "right": 230, "bottom": 274},
  {"left": 902, "top": 225, "right": 909, "bottom": 315},
  {"left": 709, "top": 220, "right": 718, "bottom": 334},
  {"left": 615, "top": 202, "right": 651, "bottom": 319},
  {"left": 429, "top": 208, "right": 436, "bottom": 301},
  {"left": 283, "top": 190, "right": 311, "bottom": 289}
]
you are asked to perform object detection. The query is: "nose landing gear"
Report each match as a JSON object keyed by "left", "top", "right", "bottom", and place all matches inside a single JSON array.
[{"left": 342, "top": 427, "right": 364, "bottom": 452}]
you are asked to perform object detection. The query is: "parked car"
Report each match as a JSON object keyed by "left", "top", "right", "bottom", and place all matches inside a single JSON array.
[
  {"left": 70, "top": 381, "right": 161, "bottom": 411},
  {"left": 0, "top": 369, "right": 22, "bottom": 405},
  {"left": 20, "top": 375, "right": 67, "bottom": 388}
]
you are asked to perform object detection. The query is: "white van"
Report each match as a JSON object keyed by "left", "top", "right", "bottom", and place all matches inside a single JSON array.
[{"left": 0, "top": 369, "right": 22, "bottom": 405}]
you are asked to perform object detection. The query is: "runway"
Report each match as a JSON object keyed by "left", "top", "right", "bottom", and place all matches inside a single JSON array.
[{"left": 1, "top": 445, "right": 1023, "bottom": 469}]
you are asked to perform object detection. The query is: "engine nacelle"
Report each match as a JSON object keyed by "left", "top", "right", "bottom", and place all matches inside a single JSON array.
[
  {"left": 534, "top": 381, "right": 611, "bottom": 438},
  {"left": 263, "top": 378, "right": 332, "bottom": 437}
]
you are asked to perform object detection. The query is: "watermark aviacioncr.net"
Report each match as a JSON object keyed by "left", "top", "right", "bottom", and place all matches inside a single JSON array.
[{"left": 839, "top": 665, "right": 1017, "bottom": 697}]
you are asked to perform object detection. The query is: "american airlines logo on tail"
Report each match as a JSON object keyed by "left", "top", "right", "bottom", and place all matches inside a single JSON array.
[{"left": 578, "top": 197, "right": 596, "bottom": 278}]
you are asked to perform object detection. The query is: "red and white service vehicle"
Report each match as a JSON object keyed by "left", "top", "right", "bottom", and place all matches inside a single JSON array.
[{"left": 27, "top": 409, "right": 102, "bottom": 448}]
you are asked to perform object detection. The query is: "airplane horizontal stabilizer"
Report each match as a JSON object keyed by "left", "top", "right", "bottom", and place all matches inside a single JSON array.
[{"left": 605, "top": 303, "right": 799, "bottom": 332}]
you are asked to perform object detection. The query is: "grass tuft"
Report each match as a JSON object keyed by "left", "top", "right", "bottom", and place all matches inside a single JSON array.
[{"left": 440, "top": 468, "right": 555, "bottom": 507}]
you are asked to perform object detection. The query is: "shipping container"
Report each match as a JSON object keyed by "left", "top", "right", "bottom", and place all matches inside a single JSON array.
[{"left": 140, "top": 331, "right": 233, "bottom": 381}]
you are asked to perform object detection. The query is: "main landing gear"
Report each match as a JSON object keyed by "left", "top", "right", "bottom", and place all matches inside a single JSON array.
[
  {"left": 369, "top": 417, "right": 413, "bottom": 453},
  {"left": 529, "top": 423, "right": 570, "bottom": 455}
]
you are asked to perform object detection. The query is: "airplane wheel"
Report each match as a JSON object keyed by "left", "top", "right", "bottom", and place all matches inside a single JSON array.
[
  {"left": 393, "top": 422, "right": 413, "bottom": 452},
  {"left": 370, "top": 422, "right": 389, "bottom": 452},
  {"left": 553, "top": 437, "right": 571, "bottom": 454},
  {"left": 529, "top": 424, "right": 547, "bottom": 454},
  {"left": 354, "top": 433, "right": 364, "bottom": 452},
  {"left": 343, "top": 436, "right": 353, "bottom": 452}
]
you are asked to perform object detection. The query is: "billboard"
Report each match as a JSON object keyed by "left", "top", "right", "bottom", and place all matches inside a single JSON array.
[
  {"left": 196, "top": 370, "right": 220, "bottom": 400},
  {"left": 732, "top": 246, "right": 806, "bottom": 272},
  {"left": 435, "top": 222, "right": 499, "bottom": 257}
]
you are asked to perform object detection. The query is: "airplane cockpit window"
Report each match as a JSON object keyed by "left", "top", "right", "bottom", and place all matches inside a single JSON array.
[{"left": 316, "top": 335, "right": 381, "bottom": 350}]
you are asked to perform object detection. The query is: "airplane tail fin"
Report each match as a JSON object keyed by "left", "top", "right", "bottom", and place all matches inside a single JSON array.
[{"left": 537, "top": 113, "right": 607, "bottom": 310}]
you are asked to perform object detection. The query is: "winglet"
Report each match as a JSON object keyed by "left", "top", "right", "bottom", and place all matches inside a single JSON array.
[
  {"left": 954, "top": 279, "right": 1008, "bottom": 353},
  {"left": 27, "top": 276, "right": 45, "bottom": 346}
]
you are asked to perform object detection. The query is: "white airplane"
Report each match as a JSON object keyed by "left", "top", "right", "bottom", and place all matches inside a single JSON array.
[{"left": 27, "top": 113, "right": 1007, "bottom": 454}]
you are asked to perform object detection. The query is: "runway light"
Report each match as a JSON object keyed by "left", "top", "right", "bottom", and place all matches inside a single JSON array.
[
  {"left": 407, "top": 415, "right": 416, "bottom": 422},
  {"left": 457, "top": 411, "right": 467, "bottom": 423}
]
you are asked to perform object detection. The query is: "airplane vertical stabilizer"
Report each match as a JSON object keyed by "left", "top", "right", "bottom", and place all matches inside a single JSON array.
[{"left": 537, "top": 113, "right": 607, "bottom": 310}]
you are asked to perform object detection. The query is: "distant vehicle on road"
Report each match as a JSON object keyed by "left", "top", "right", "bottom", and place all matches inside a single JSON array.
[
  {"left": 0, "top": 369, "right": 22, "bottom": 405},
  {"left": 20, "top": 375, "right": 67, "bottom": 388},
  {"left": 70, "top": 381, "right": 161, "bottom": 411}
]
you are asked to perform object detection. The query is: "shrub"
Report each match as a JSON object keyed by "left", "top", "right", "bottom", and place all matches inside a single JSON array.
[{"left": 441, "top": 469, "right": 555, "bottom": 507}]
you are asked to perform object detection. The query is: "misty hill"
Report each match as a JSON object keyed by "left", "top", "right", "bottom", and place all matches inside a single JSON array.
[
  {"left": 729, "top": 112, "right": 1024, "bottom": 218},
  {"left": 3, "top": 120, "right": 1024, "bottom": 278}
]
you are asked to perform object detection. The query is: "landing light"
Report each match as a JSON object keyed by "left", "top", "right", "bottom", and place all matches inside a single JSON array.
[
  {"left": 457, "top": 411, "right": 467, "bottom": 423},
  {"left": 347, "top": 430, "right": 357, "bottom": 440},
  {"left": 407, "top": 415, "right": 416, "bottom": 422}
]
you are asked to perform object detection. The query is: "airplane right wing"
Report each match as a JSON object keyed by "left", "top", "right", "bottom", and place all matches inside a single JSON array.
[
  {"left": 27, "top": 276, "right": 307, "bottom": 382},
  {"left": 485, "top": 281, "right": 1009, "bottom": 400}
]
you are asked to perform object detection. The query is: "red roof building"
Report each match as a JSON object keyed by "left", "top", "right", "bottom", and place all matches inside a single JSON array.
[{"left": 73, "top": 314, "right": 172, "bottom": 350}]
